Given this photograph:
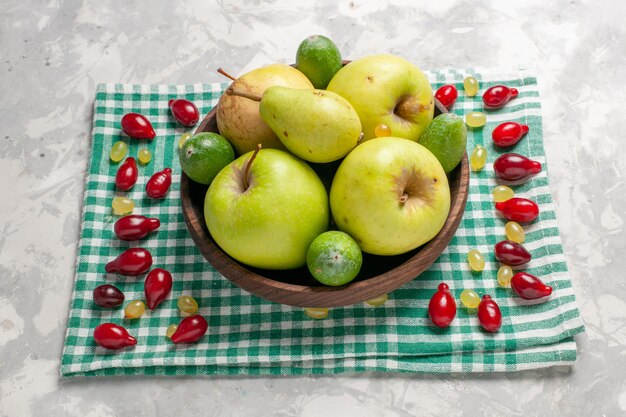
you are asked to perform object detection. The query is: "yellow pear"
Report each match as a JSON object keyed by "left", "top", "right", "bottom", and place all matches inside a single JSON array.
[{"left": 216, "top": 64, "right": 314, "bottom": 155}]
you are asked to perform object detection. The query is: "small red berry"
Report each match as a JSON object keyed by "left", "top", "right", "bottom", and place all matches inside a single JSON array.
[
  {"left": 428, "top": 283, "right": 457, "bottom": 328},
  {"left": 435, "top": 85, "right": 458, "bottom": 110},
  {"left": 477, "top": 295, "right": 502, "bottom": 333},
  {"left": 169, "top": 99, "right": 200, "bottom": 127},
  {"left": 121, "top": 113, "right": 155, "bottom": 140},
  {"left": 170, "top": 315, "right": 208, "bottom": 344},
  {"left": 483, "top": 85, "right": 518, "bottom": 109}
]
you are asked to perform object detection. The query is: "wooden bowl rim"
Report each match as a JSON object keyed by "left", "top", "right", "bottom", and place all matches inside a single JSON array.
[{"left": 180, "top": 73, "right": 470, "bottom": 307}]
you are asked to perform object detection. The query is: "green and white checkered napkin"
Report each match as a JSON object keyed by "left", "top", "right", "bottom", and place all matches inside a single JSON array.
[{"left": 61, "top": 70, "right": 585, "bottom": 376}]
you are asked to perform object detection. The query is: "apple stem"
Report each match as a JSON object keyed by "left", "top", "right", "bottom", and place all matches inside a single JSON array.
[
  {"left": 226, "top": 85, "right": 263, "bottom": 102},
  {"left": 217, "top": 68, "right": 237, "bottom": 81},
  {"left": 400, "top": 193, "right": 409, "bottom": 204},
  {"left": 433, "top": 97, "right": 449, "bottom": 114},
  {"left": 357, "top": 132, "right": 364, "bottom": 144},
  {"left": 243, "top": 144, "right": 262, "bottom": 190}
]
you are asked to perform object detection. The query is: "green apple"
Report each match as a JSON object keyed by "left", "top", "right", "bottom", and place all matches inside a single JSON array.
[
  {"left": 330, "top": 137, "right": 450, "bottom": 255},
  {"left": 216, "top": 64, "right": 314, "bottom": 155},
  {"left": 204, "top": 148, "right": 329, "bottom": 269},
  {"left": 327, "top": 54, "right": 434, "bottom": 142}
]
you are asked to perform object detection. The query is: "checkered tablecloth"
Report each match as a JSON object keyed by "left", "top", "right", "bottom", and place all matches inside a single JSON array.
[{"left": 61, "top": 70, "right": 584, "bottom": 376}]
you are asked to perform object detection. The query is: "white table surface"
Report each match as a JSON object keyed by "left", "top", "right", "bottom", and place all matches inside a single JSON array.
[{"left": 1, "top": 1, "right": 624, "bottom": 415}]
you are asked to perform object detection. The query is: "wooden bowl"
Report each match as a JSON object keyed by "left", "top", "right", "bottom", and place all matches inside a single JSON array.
[{"left": 181, "top": 85, "right": 469, "bottom": 308}]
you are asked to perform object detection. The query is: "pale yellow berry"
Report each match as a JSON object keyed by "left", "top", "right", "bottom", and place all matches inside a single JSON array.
[
  {"left": 505, "top": 221, "right": 525, "bottom": 243},
  {"left": 365, "top": 294, "right": 388, "bottom": 307},
  {"left": 165, "top": 324, "right": 178, "bottom": 338},
  {"left": 497, "top": 265, "right": 514, "bottom": 287},
  {"left": 467, "top": 249, "right": 485, "bottom": 272},
  {"left": 492, "top": 185, "right": 514, "bottom": 203},
  {"left": 466, "top": 112, "right": 487, "bottom": 128},
  {"left": 460, "top": 289, "right": 480, "bottom": 309},
  {"left": 112, "top": 197, "right": 134, "bottom": 216},
  {"left": 124, "top": 300, "right": 145, "bottom": 319},
  {"left": 304, "top": 308, "right": 329, "bottom": 319},
  {"left": 463, "top": 76, "right": 479, "bottom": 96},
  {"left": 374, "top": 124, "right": 391, "bottom": 137},
  {"left": 470, "top": 145, "right": 487, "bottom": 171}
]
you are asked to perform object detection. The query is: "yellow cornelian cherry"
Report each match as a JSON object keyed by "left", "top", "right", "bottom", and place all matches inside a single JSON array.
[
  {"left": 466, "top": 111, "right": 487, "bottom": 128},
  {"left": 366, "top": 294, "right": 388, "bottom": 307},
  {"left": 110, "top": 141, "right": 128, "bottom": 163},
  {"left": 138, "top": 147, "right": 152, "bottom": 165},
  {"left": 165, "top": 324, "right": 178, "bottom": 338},
  {"left": 467, "top": 249, "right": 486, "bottom": 272},
  {"left": 470, "top": 145, "right": 487, "bottom": 171},
  {"left": 505, "top": 221, "right": 525, "bottom": 243},
  {"left": 460, "top": 289, "right": 480, "bottom": 309},
  {"left": 492, "top": 185, "right": 514, "bottom": 202},
  {"left": 497, "top": 265, "right": 514, "bottom": 287},
  {"left": 177, "top": 295, "right": 198, "bottom": 317},
  {"left": 124, "top": 300, "right": 145, "bottom": 319},
  {"left": 112, "top": 196, "right": 134, "bottom": 216},
  {"left": 463, "top": 76, "right": 479, "bottom": 96},
  {"left": 374, "top": 124, "right": 392, "bottom": 137},
  {"left": 305, "top": 308, "right": 329, "bottom": 319}
]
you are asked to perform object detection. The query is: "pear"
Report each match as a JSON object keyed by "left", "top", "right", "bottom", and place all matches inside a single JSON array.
[
  {"left": 257, "top": 87, "right": 363, "bottom": 163},
  {"left": 216, "top": 64, "right": 314, "bottom": 155}
]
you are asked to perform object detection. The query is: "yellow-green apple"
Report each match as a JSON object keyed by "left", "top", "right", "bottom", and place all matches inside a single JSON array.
[
  {"left": 327, "top": 54, "right": 434, "bottom": 142},
  {"left": 330, "top": 137, "right": 450, "bottom": 255},
  {"left": 204, "top": 148, "right": 329, "bottom": 269},
  {"left": 216, "top": 64, "right": 314, "bottom": 155}
]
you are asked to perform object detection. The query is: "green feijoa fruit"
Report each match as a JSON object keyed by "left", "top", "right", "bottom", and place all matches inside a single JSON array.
[
  {"left": 306, "top": 231, "right": 362, "bottom": 286},
  {"left": 296, "top": 35, "right": 342, "bottom": 89},
  {"left": 418, "top": 113, "right": 467, "bottom": 173},
  {"left": 179, "top": 132, "right": 235, "bottom": 185}
]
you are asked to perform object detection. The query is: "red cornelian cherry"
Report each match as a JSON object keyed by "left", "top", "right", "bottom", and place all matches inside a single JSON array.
[
  {"left": 146, "top": 168, "right": 172, "bottom": 199},
  {"left": 144, "top": 268, "right": 173, "bottom": 310},
  {"left": 435, "top": 85, "right": 458, "bottom": 110},
  {"left": 511, "top": 272, "right": 553, "bottom": 300},
  {"left": 477, "top": 295, "right": 502, "bottom": 332},
  {"left": 493, "top": 153, "right": 542, "bottom": 181},
  {"left": 169, "top": 99, "right": 200, "bottom": 127},
  {"left": 492, "top": 122, "right": 529, "bottom": 147},
  {"left": 115, "top": 157, "right": 138, "bottom": 191},
  {"left": 495, "top": 198, "right": 539, "bottom": 223},
  {"left": 121, "top": 113, "right": 156, "bottom": 140},
  {"left": 494, "top": 240, "right": 532, "bottom": 266},
  {"left": 105, "top": 247, "right": 153, "bottom": 275},
  {"left": 170, "top": 315, "right": 208, "bottom": 344},
  {"left": 93, "top": 284, "right": 125, "bottom": 308},
  {"left": 93, "top": 323, "right": 137, "bottom": 349},
  {"left": 483, "top": 85, "right": 518, "bottom": 109},
  {"left": 428, "top": 283, "right": 457, "bottom": 328},
  {"left": 114, "top": 215, "right": 160, "bottom": 241}
]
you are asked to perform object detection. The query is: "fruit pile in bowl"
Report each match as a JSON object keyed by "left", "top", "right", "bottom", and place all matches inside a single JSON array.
[{"left": 180, "top": 35, "right": 469, "bottom": 308}]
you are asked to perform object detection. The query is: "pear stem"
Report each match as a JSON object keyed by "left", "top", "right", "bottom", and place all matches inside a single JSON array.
[
  {"left": 226, "top": 86, "right": 263, "bottom": 102},
  {"left": 217, "top": 68, "right": 237, "bottom": 81},
  {"left": 243, "top": 144, "right": 262, "bottom": 190}
]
